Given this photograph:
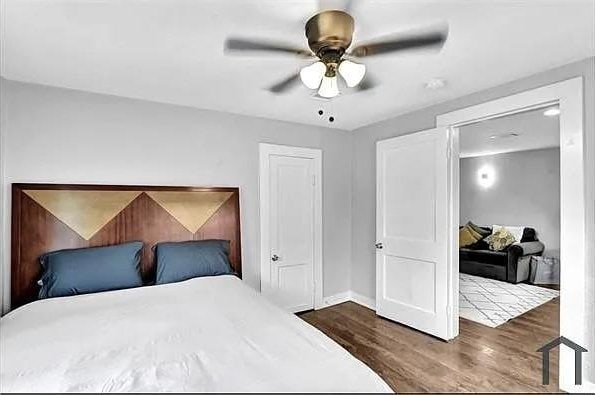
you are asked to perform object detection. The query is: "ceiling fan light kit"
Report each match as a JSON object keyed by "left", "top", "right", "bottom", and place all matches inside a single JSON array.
[{"left": 300, "top": 58, "right": 366, "bottom": 97}]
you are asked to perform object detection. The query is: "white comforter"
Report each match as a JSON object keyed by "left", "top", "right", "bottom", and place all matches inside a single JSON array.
[{"left": 0, "top": 275, "right": 392, "bottom": 393}]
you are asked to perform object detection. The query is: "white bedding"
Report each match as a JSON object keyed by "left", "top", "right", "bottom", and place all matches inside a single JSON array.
[{"left": 0, "top": 275, "right": 392, "bottom": 393}]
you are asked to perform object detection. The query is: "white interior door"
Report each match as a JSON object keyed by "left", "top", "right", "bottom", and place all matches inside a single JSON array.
[
  {"left": 260, "top": 144, "right": 322, "bottom": 313},
  {"left": 376, "top": 128, "right": 452, "bottom": 339}
]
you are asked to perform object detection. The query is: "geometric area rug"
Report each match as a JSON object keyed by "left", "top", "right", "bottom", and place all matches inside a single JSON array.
[{"left": 459, "top": 273, "right": 559, "bottom": 328}]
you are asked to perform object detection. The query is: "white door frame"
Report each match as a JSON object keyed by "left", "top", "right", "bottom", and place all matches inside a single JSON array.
[
  {"left": 437, "top": 77, "right": 592, "bottom": 393},
  {"left": 259, "top": 143, "right": 324, "bottom": 310}
]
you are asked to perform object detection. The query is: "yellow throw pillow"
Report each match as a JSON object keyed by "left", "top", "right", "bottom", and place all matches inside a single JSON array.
[
  {"left": 486, "top": 227, "right": 516, "bottom": 251},
  {"left": 459, "top": 226, "right": 481, "bottom": 248},
  {"left": 466, "top": 225, "right": 483, "bottom": 241},
  {"left": 466, "top": 221, "right": 491, "bottom": 238}
]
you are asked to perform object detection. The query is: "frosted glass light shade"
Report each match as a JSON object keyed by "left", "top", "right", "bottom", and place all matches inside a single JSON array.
[
  {"left": 338, "top": 60, "right": 366, "bottom": 87},
  {"left": 300, "top": 61, "right": 326, "bottom": 89},
  {"left": 318, "top": 76, "right": 339, "bottom": 98},
  {"left": 477, "top": 165, "right": 496, "bottom": 188}
]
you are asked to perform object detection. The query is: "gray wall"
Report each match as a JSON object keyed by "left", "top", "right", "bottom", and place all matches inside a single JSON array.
[
  {"left": 0, "top": 79, "right": 353, "bottom": 312},
  {"left": 459, "top": 148, "right": 560, "bottom": 258},
  {"left": 351, "top": 57, "right": 594, "bottom": 381}
]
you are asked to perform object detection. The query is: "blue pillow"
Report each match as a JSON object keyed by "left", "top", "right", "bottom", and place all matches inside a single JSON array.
[
  {"left": 155, "top": 240, "right": 232, "bottom": 285},
  {"left": 39, "top": 241, "right": 144, "bottom": 299}
]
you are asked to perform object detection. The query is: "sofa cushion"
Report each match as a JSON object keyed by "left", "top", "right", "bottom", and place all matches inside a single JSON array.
[
  {"left": 460, "top": 248, "right": 508, "bottom": 267},
  {"left": 468, "top": 238, "right": 490, "bottom": 250},
  {"left": 460, "top": 260, "right": 507, "bottom": 281}
]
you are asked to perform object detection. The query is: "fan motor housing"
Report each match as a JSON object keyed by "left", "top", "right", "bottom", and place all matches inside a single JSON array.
[{"left": 305, "top": 10, "right": 354, "bottom": 58}]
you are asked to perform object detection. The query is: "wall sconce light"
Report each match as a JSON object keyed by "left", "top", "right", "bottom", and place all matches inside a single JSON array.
[{"left": 477, "top": 165, "right": 495, "bottom": 188}]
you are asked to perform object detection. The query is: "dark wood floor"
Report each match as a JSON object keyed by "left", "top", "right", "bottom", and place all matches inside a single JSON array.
[{"left": 301, "top": 297, "right": 560, "bottom": 393}]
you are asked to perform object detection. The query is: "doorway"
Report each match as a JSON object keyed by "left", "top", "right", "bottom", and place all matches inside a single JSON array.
[
  {"left": 259, "top": 143, "right": 323, "bottom": 313},
  {"left": 457, "top": 106, "right": 561, "bottom": 328},
  {"left": 437, "top": 77, "right": 589, "bottom": 392}
]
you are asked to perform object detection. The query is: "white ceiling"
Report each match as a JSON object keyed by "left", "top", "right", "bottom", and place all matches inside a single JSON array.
[
  {"left": 2, "top": 0, "right": 594, "bottom": 130},
  {"left": 459, "top": 106, "right": 560, "bottom": 158}
]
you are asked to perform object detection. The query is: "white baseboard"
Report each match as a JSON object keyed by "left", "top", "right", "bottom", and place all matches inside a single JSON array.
[
  {"left": 350, "top": 291, "right": 376, "bottom": 310},
  {"left": 321, "top": 291, "right": 351, "bottom": 308},
  {"left": 320, "top": 291, "right": 376, "bottom": 311}
]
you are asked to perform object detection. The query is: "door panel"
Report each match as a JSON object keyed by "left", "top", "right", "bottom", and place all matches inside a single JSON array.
[
  {"left": 383, "top": 141, "right": 437, "bottom": 242},
  {"left": 272, "top": 159, "right": 313, "bottom": 265},
  {"left": 277, "top": 264, "right": 309, "bottom": 309},
  {"left": 383, "top": 255, "right": 436, "bottom": 314},
  {"left": 260, "top": 145, "right": 321, "bottom": 313},
  {"left": 376, "top": 128, "right": 451, "bottom": 339}
]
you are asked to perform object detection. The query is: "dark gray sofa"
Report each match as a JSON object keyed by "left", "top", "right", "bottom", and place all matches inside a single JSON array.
[{"left": 459, "top": 226, "right": 545, "bottom": 283}]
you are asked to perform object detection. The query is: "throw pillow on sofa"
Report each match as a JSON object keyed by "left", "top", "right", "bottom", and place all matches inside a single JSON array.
[
  {"left": 486, "top": 227, "right": 516, "bottom": 251},
  {"left": 492, "top": 224, "right": 524, "bottom": 243},
  {"left": 459, "top": 225, "right": 482, "bottom": 247},
  {"left": 466, "top": 221, "right": 491, "bottom": 238}
]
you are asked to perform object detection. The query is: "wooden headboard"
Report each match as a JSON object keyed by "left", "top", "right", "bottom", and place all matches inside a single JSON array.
[{"left": 11, "top": 184, "right": 242, "bottom": 309}]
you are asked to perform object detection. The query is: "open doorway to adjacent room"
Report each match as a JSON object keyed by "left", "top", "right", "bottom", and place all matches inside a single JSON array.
[
  {"left": 437, "top": 77, "right": 587, "bottom": 392},
  {"left": 455, "top": 106, "right": 563, "bottom": 388},
  {"left": 457, "top": 106, "right": 561, "bottom": 331}
]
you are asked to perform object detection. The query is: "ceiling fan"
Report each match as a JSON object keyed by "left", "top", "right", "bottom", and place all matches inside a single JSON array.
[{"left": 224, "top": 8, "right": 448, "bottom": 98}]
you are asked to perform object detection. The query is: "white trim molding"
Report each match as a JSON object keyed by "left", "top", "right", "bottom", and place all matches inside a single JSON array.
[
  {"left": 0, "top": 76, "right": 5, "bottom": 315},
  {"left": 350, "top": 292, "right": 376, "bottom": 311},
  {"left": 322, "top": 291, "right": 352, "bottom": 308},
  {"left": 437, "top": 77, "right": 592, "bottom": 392},
  {"left": 258, "top": 143, "right": 324, "bottom": 311},
  {"left": 322, "top": 291, "right": 376, "bottom": 311}
]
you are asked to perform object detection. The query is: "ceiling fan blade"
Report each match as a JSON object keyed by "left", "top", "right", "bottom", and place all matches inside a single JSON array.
[
  {"left": 267, "top": 72, "right": 302, "bottom": 94},
  {"left": 349, "top": 25, "right": 449, "bottom": 57},
  {"left": 225, "top": 38, "right": 312, "bottom": 57}
]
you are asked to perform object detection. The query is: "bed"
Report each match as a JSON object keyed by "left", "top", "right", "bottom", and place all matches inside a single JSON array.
[
  {"left": 1, "top": 275, "right": 390, "bottom": 392},
  {"left": 2, "top": 184, "right": 391, "bottom": 393}
]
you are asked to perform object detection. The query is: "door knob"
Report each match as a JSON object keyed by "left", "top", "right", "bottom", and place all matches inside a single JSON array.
[
  {"left": 375, "top": 242, "right": 383, "bottom": 249},
  {"left": 271, "top": 254, "right": 280, "bottom": 261}
]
